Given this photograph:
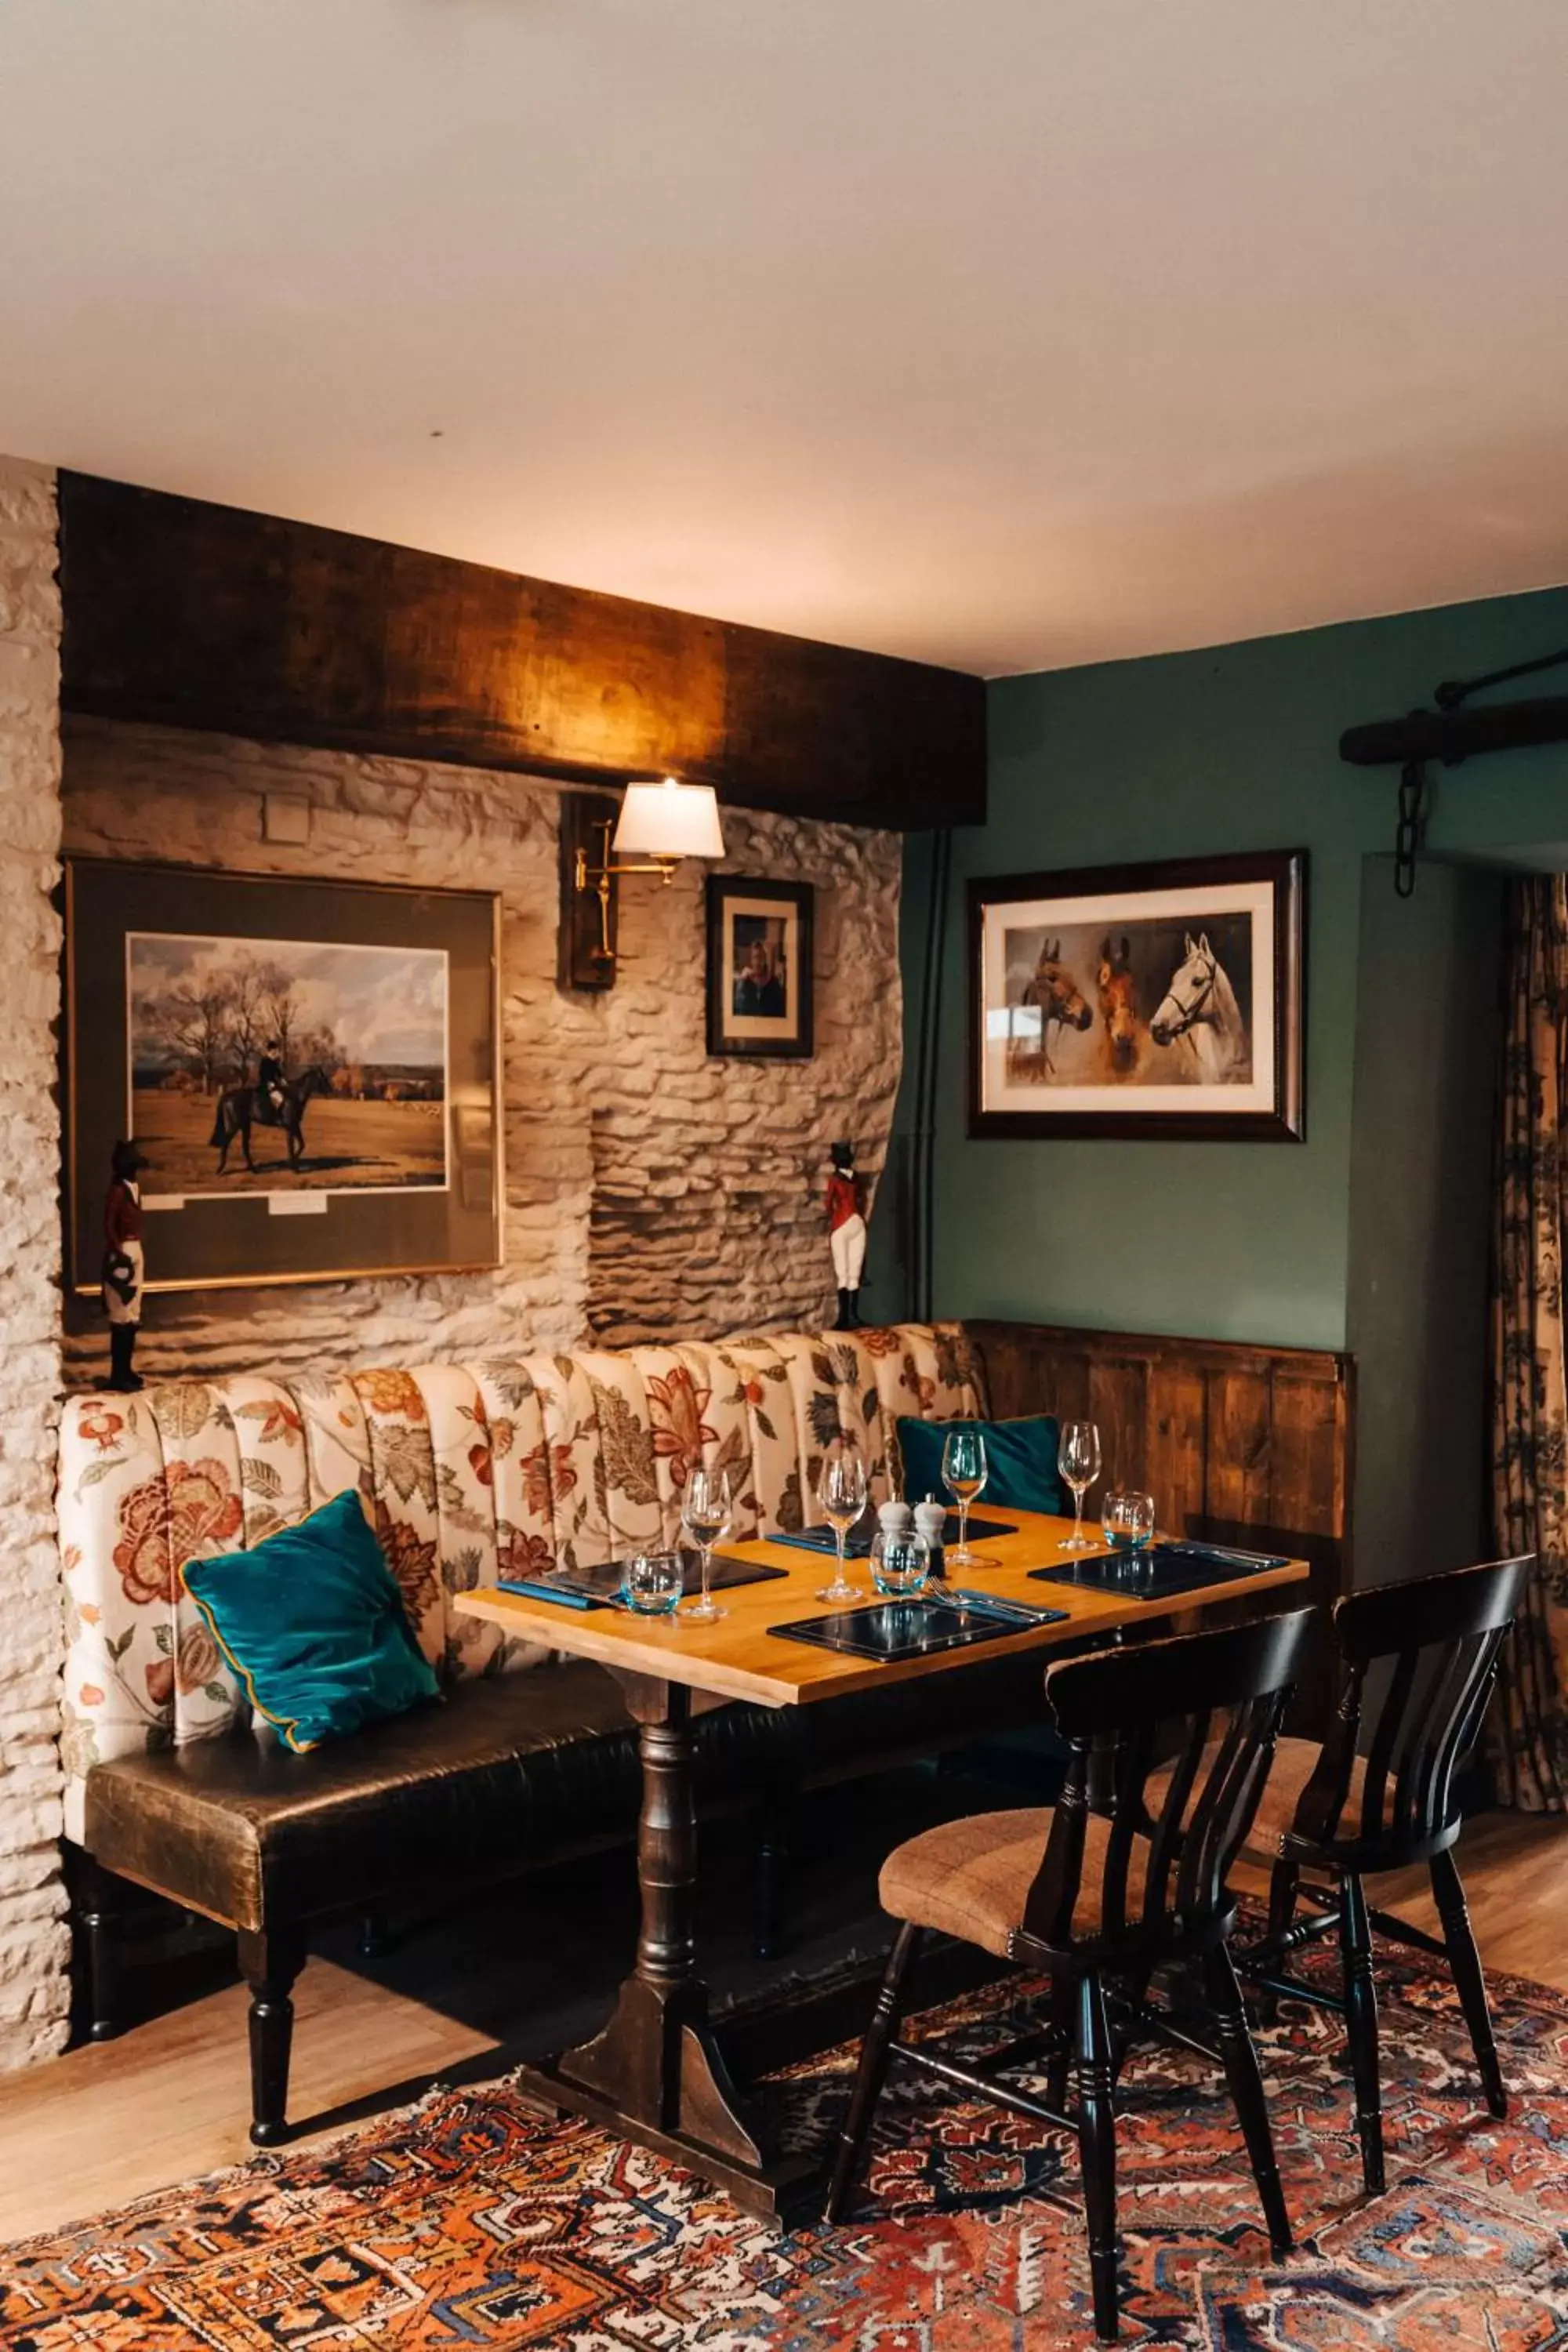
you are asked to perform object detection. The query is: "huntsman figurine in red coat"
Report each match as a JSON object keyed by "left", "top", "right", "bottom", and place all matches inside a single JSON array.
[{"left": 825, "top": 1138, "right": 867, "bottom": 1331}]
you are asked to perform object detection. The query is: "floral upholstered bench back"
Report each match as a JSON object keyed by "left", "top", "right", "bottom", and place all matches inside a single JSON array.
[{"left": 56, "top": 1323, "right": 983, "bottom": 1839}]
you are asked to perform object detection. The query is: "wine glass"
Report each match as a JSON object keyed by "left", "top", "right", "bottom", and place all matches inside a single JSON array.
[
  {"left": 680, "top": 1465, "right": 732, "bottom": 1624},
  {"left": 1057, "top": 1421, "right": 1102, "bottom": 1552},
  {"left": 816, "top": 1438, "right": 869, "bottom": 1605},
  {"left": 942, "top": 1428, "right": 989, "bottom": 1569}
]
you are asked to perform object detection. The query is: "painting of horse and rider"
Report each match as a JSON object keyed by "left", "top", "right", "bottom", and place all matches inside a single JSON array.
[
  {"left": 970, "top": 851, "right": 1305, "bottom": 1142},
  {"left": 126, "top": 931, "right": 450, "bottom": 1196}
]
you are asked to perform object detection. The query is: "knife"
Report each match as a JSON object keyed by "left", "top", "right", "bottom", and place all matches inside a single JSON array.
[
  {"left": 947, "top": 1588, "right": 1066, "bottom": 1626},
  {"left": 1160, "top": 1541, "right": 1290, "bottom": 1570}
]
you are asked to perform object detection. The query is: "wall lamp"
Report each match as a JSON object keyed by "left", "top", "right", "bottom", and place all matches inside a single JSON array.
[{"left": 561, "top": 776, "right": 726, "bottom": 988}]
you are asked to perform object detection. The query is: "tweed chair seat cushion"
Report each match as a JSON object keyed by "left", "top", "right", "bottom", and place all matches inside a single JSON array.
[
  {"left": 879, "top": 1806, "right": 1153, "bottom": 1958},
  {"left": 1251, "top": 1735, "right": 1370, "bottom": 1849},
  {"left": 1147, "top": 1735, "right": 1370, "bottom": 1859}
]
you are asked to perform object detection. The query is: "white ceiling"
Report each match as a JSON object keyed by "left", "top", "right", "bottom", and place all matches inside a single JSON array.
[{"left": 4, "top": 0, "right": 1568, "bottom": 677}]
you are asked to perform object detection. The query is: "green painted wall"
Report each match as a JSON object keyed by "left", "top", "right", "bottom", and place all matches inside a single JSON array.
[{"left": 877, "top": 580, "right": 1568, "bottom": 1352}]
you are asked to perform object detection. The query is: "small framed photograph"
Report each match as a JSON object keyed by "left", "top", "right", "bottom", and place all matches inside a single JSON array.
[
  {"left": 968, "top": 849, "right": 1305, "bottom": 1141},
  {"left": 706, "top": 876, "right": 815, "bottom": 1059}
]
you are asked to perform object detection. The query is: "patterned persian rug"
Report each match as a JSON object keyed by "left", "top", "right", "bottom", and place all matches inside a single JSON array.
[{"left": 4, "top": 1931, "right": 1567, "bottom": 2349}]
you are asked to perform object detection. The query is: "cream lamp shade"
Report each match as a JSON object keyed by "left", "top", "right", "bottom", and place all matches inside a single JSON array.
[{"left": 612, "top": 777, "right": 725, "bottom": 861}]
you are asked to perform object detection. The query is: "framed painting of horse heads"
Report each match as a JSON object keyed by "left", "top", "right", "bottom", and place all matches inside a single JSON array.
[
  {"left": 968, "top": 850, "right": 1305, "bottom": 1142},
  {"left": 64, "top": 858, "right": 502, "bottom": 1293}
]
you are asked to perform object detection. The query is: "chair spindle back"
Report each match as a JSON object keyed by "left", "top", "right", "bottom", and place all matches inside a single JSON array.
[
  {"left": 1293, "top": 1555, "right": 1532, "bottom": 1863},
  {"left": 1022, "top": 1608, "right": 1315, "bottom": 1954}
]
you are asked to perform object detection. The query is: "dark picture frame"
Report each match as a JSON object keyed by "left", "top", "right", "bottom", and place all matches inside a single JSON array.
[
  {"left": 705, "top": 875, "right": 815, "bottom": 1059},
  {"left": 64, "top": 858, "right": 503, "bottom": 1293},
  {"left": 967, "top": 848, "right": 1306, "bottom": 1142}
]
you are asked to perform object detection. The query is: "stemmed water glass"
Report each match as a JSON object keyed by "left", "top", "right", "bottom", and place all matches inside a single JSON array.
[
  {"left": 942, "top": 1428, "right": 989, "bottom": 1569},
  {"left": 816, "top": 1438, "right": 869, "bottom": 1606},
  {"left": 680, "top": 1465, "right": 733, "bottom": 1624},
  {"left": 1057, "top": 1420, "right": 1102, "bottom": 1552}
]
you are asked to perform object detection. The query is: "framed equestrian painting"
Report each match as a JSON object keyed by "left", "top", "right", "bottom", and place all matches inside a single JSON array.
[
  {"left": 967, "top": 849, "right": 1305, "bottom": 1142},
  {"left": 64, "top": 859, "right": 503, "bottom": 1293},
  {"left": 705, "top": 874, "right": 815, "bottom": 1058}
]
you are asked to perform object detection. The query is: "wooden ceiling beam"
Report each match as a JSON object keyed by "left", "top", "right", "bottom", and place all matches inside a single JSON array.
[{"left": 56, "top": 473, "right": 985, "bottom": 829}]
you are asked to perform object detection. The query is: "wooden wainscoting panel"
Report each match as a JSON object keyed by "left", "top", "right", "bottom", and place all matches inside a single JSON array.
[
  {"left": 1085, "top": 1352, "right": 1149, "bottom": 1494},
  {"left": 1146, "top": 1365, "right": 1210, "bottom": 1544},
  {"left": 1043, "top": 1345, "right": 1091, "bottom": 1424},
  {"left": 967, "top": 1316, "right": 1354, "bottom": 1566},
  {"left": 1269, "top": 1370, "right": 1353, "bottom": 1541},
  {"left": 1206, "top": 1368, "right": 1275, "bottom": 1528},
  {"left": 967, "top": 1318, "right": 1354, "bottom": 1726}
]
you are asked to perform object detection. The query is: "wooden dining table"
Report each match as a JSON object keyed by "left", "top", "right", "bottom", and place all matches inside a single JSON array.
[{"left": 456, "top": 1508, "right": 1307, "bottom": 2221}]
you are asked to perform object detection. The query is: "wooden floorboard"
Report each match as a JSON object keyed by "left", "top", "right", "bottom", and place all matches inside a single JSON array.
[
  {"left": 0, "top": 1770, "right": 952, "bottom": 2242},
  {"left": 2, "top": 1799, "right": 1564, "bottom": 2248}
]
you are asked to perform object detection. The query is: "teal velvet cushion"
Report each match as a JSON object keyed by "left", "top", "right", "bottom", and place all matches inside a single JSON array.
[
  {"left": 180, "top": 1487, "right": 440, "bottom": 1754},
  {"left": 897, "top": 1414, "right": 1065, "bottom": 1517}
]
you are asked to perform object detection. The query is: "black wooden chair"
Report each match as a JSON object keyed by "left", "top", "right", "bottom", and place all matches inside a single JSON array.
[
  {"left": 1239, "top": 1554, "right": 1533, "bottom": 2197},
  {"left": 825, "top": 1608, "right": 1314, "bottom": 2343}
]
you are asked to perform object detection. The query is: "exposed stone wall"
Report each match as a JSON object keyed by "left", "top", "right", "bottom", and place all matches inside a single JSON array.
[
  {"left": 0, "top": 459, "right": 70, "bottom": 2070},
  {"left": 0, "top": 486, "right": 904, "bottom": 2075},
  {"left": 61, "top": 719, "right": 903, "bottom": 1378}
]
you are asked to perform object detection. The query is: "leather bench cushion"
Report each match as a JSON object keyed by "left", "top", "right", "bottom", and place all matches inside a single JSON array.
[
  {"left": 84, "top": 1650, "right": 1057, "bottom": 1935},
  {"left": 85, "top": 1665, "right": 646, "bottom": 1932},
  {"left": 82, "top": 1664, "right": 804, "bottom": 1931}
]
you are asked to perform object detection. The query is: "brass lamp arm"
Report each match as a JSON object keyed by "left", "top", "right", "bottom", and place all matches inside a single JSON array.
[
  {"left": 592, "top": 857, "right": 679, "bottom": 881},
  {"left": 572, "top": 820, "right": 677, "bottom": 963}
]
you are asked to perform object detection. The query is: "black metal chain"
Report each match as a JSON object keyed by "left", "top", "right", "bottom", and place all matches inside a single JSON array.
[
  {"left": 1394, "top": 758, "right": 1427, "bottom": 898},
  {"left": 1349, "top": 644, "right": 1568, "bottom": 897}
]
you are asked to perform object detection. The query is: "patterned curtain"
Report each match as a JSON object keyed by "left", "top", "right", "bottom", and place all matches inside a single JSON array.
[{"left": 1489, "top": 875, "right": 1568, "bottom": 1812}]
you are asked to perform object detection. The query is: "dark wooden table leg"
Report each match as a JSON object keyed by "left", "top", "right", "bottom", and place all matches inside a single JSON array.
[{"left": 514, "top": 1678, "right": 818, "bottom": 2222}]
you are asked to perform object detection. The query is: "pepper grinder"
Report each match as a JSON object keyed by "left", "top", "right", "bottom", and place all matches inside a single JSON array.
[{"left": 913, "top": 1496, "right": 946, "bottom": 1572}]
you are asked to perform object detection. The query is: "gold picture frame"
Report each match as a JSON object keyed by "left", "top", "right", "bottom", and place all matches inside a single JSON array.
[{"left": 64, "top": 858, "right": 503, "bottom": 1293}]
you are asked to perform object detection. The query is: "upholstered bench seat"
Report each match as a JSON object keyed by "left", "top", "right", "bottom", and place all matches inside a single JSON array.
[
  {"left": 57, "top": 1319, "right": 1008, "bottom": 2142},
  {"left": 85, "top": 1647, "right": 1063, "bottom": 1937},
  {"left": 83, "top": 1665, "right": 641, "bottom": 1933}
]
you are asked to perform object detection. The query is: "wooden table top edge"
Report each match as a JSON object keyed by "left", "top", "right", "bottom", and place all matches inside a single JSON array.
[{"left": 455, "top": 1510, "right": 1311, "bottom": 1710}]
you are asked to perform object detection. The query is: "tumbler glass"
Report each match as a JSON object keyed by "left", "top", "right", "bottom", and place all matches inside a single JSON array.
[
  {"left": 620, "top": 1549, "right": 684, "bottom": 1616},
  {"left": 870, "top": 1528, "right": 932, "bottom": 1599}
]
